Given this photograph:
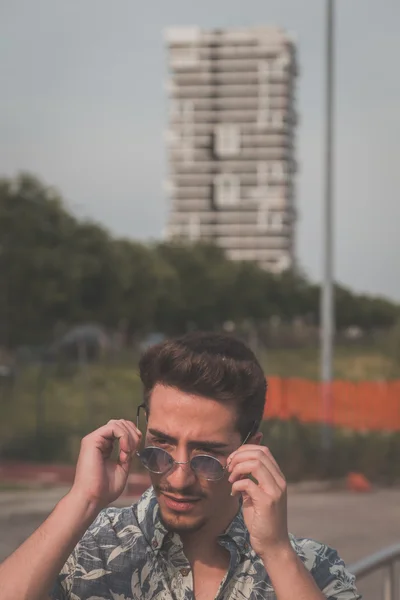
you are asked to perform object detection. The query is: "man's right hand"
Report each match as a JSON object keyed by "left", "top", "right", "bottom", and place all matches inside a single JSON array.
[
  {"left": 69, "top": 419, "right": 142, "bottom": 511},
  {"left": 0, "top": 419, "right": 142, "bottom": 600}
]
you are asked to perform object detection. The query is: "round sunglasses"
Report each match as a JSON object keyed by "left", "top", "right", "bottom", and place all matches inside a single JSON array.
[{"left": 135, "top": 404, "right": 256, "bottom": 482}]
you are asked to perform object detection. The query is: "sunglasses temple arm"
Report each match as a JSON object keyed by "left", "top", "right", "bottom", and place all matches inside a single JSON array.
[{"left": 242, "top": 421, "right": 258, "bottom": 445}]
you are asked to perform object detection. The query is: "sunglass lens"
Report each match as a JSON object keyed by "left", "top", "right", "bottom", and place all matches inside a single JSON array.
[
  {"left": 140, "top": 447, "right": 173, "bottom": 474},
  {"left": 191, "top": 455, "right": 225, "bottom": 481}
]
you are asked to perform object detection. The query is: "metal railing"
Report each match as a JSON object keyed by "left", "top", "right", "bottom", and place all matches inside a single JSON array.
[{"left": 349, "top": 543, "right": 400, "bottom": 600}]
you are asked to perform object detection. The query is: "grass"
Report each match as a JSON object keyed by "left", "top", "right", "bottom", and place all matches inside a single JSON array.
[
  {"left": 260, "top": 345, "right": 397, "bottom": 380},
  {"left": 0, "top": 342, "right": 399, "bottom": 465}
]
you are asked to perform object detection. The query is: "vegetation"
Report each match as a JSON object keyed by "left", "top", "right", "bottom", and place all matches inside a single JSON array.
[
  {"left": 1, "top": 172, "right": 400, "bottom": 480},
  {"left": 1, "top": 173, "right": 399, "bottom": 350},
  {"left": 0, "top": 353, "right": 399, "bottom": 483}
]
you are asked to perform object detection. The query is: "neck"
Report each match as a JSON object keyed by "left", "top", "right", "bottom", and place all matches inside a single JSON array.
[{"left": 180, "top": 498, "right": 239, "bottom": 565}]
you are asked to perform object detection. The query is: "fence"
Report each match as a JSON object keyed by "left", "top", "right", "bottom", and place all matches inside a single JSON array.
[
  {"left": 1, "top": 365, "right": 400, "bottom": 480},
  {"left": 264, "top": 377, "right": 400, "bottom": 432},
  {"left": 349, "top": 542, "right": 400, "bottom": 600}
]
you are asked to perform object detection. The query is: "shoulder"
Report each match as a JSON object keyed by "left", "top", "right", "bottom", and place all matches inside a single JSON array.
[
  {"left": 82, "top": 503, "right": 145, "bottom": 552},
  {"left": 81, "top": 487, "right": 157, "bottom": 555},
  {"left": 290, "top": 535, "right": 360, "bottom": 599},
  {"left": 290, "top": 534, "right": 342, "bottom": 569},
  {"left": 87, "top": 505, "right": 138, "bottom": 537}
]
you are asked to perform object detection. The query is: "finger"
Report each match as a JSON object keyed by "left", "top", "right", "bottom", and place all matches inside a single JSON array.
[
  {"left": 229, "top": 444, "right": 278, "bottom": 465},
  {"left": 228, "top": 459, "right": 282, "bottom": 496},
  {"left": 231, "top": 476, "right": 263, "bottom": 499},
  {"left": 100, "top": 420, "right": 134, "bottom": 462},
  {"left": 80, "top": 423, "right": 124, "bottom": 464},
  {"left": 122, "top": 420, "right": 142, "bottom": 450},
  {"left": 228, "top": 448, "right": 285, "bottom": 489},
  {"left": 112, "top": 420, "right": 138, "bottom": 463},
  {"left": 118, "top": 420, "right": 141, "bottom": 464},
  {"left": 228, "top": 444, "right": 260, "bottom": 462},
  {"left": 262, "top": 446, "right": 285, "bottom": 479}
]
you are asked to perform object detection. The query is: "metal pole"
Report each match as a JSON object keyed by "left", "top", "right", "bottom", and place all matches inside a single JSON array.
[
  {"left": 383, "top": 562, "right": 396, "bottom": 600},
  {"left": 321, "top": 0, "right": 335, "bottom": 450}
]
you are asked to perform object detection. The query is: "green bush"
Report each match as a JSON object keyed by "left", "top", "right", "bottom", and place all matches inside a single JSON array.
[
  {"left": 260, "top": 419, "right": 400, "bottom": 484},
  {"left": 0, "top": 424, "right": 73, "bottom": 463},
  {"left": 1, "top": 362, "right": 399, "bottom": 482}
]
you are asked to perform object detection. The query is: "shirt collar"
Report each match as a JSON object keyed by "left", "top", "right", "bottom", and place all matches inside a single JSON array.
[
  {"left": 136, "top": 487, "right": 168, "bottom": 555},
  {"left": 136, "top": 487, "right": 252, "bottom": 558},
  {"left": 219, "top": 504, "right": 252, "bottom": 557}
]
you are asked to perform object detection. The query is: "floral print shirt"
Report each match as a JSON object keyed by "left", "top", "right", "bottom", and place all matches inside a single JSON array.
[{"left": 51, "top": 487, "right": 361, "bottom": 600}]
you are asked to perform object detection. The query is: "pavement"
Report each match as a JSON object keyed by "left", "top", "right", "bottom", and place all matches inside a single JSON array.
[
  {"left": 1, "top": 462, "right": 399, "bottom": 599},
  {"left": 0, "top": 460, "right": 150, "bottom": 496}
]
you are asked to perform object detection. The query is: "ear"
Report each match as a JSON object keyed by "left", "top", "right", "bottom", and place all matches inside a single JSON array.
[{"left": 252, "top": 431, "right": 263, "bottom": 445}]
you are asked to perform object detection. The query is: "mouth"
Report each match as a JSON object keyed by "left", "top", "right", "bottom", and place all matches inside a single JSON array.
[{"left": 161, "top": 493, "right": 202, "bottom": 513}]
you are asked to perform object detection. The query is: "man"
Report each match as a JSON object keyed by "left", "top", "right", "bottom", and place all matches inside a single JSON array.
[{"left": 0, "top": 332, "right": 360, "bottom": 600}]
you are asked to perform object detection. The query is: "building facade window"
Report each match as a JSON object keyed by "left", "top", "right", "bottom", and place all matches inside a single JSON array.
[
  {"left": 270, "top": 161, "right": 286, "bottom": 180},
  {"left": 257, "top": 108, "right": 284, "bottom": 128},
  {"left": 214, "top": 174, "right": 240, "bottom": 206},
  {"left": 170, "top": 100, "right": 194, "bottom": 121},
  {"left": 214, "top": 124, "right": 241, "bottom": 157},
  {"left": 170, "top": 48, "right": 199, "bottom": 69},
  {"left": 269, "top": 212, "right": 284, "bottom": 231}
]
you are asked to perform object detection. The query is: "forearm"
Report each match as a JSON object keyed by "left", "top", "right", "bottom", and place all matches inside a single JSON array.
[
  {"left": 262, "top": 545, "right": 325, "bottom": 600},
  {"left": 0, "top": 491, "right": 100, "bottom": 600}
]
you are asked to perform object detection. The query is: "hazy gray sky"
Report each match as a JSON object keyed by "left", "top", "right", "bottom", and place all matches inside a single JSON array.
[{"left": 1, "top": 0, "right": 399, "bottom": 300}]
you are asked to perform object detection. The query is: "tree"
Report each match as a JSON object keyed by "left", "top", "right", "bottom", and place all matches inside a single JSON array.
[
  {"left": 1, "top": 172, "right": 399, "bottom": 349},
  {"left": 0, "top": 173, "right": 79, "bottom": 346}
]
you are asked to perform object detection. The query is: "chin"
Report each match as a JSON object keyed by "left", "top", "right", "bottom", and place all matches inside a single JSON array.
[{"left": 158, "top": 504, "right": 206, "bottom": 533}]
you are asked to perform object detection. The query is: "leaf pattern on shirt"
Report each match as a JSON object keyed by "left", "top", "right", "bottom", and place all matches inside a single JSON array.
[{"left": 51, "top": 487, "right": 361, "bottom": 600}]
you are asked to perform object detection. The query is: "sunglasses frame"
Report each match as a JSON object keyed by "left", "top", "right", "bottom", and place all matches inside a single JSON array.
[{"left": 135, "top": 403, "right": 256, "bottom": 481}]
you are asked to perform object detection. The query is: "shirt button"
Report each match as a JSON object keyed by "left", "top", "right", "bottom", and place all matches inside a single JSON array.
[
  {"left": 152, "top": 540, "right": 158, "bottom": 548},
  {"left": 180, "top": 568, "right": 190, "bottom": 577}
]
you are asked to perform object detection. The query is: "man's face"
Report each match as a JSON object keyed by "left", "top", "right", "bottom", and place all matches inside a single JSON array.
[{"left": 145, "top": 384, "right": 243, "bottom": 535}]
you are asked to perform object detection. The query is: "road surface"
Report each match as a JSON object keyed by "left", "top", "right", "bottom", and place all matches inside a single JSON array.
[{"left": 1, "top": 487, "right": 399, "bottom": 599}]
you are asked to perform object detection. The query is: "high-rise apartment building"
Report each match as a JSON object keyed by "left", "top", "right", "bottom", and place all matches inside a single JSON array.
[{"left": 164, "top": 26, "right": 298, "bottom": 273}]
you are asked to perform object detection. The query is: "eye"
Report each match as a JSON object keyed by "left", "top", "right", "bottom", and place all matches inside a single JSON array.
[
  {"left": 195, "top": 447, "right": 219, "bottom": 457},
  {"left": 152, "top": 437, "right": 171, "bottom": 447}
]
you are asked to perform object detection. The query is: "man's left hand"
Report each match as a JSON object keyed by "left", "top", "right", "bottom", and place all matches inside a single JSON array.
[{"left": 227, "top": 445, "right": 292, "bottom": 561}]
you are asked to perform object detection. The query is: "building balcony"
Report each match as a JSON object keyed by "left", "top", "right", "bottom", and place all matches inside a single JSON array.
[
  {"left": 215, "top": 235, "right": 291, "bottom": 249},
  {"left": 169, "top": 204, "right": 294, "bottom": 222},
  {"left": 168, "top": 82, "right": 291, "bottom": 99},
  {"left": 168, "top": 144, "right": 294, "bottom": 161},
  {"left": 169, "top": 56, "right": 295, "bottom": 74},
  {"left": 169, "top": 110, "right": 295, "bottom": 127},
  {"left": 200, "top": 45, "right": 295, "bottom": 61},
  {"left": 171, "top": 199, "right": 214, "bottom": 211},
  {"left": 166, "top": 221, "right": 292, "bottom": 244},
  {"left": 169, "top": 96, "right": 291, "bottom": 111},
  {"left": 167, "top": 40, "right": 295, "bottom": 61},
  {"left": 165, "top": 26, "right": 294, "bottom": 47},
  {"left": 170, "top": 172, "right": 294, "bottom": 187},
  {"left": 167, "top": 121, "right": 294, "bottom": 136},
  {"left": 169, "top": 151, "right": 292, "bottom": 171},
  {"left": 172, "top": 70, "right": 293, "bottom": 86}
]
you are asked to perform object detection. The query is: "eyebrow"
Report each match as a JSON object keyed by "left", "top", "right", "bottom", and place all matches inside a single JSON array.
[{"left": 148, "top": 428, "right": 230, "bottom": 451}]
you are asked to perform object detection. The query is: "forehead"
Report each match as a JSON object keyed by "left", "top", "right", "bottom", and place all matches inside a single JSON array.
[{"left": 147, "top": 384, "right": 238, "bottom": 439}]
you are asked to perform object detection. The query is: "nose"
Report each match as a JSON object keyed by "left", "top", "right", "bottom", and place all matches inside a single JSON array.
[{"left": 166, "top": 457, "right": 197, "bottom": 490}]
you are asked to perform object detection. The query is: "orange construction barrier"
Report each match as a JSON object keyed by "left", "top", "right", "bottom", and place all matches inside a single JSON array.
[{"left": 263, "top": 377, "right": 400, "bottom": 432}]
